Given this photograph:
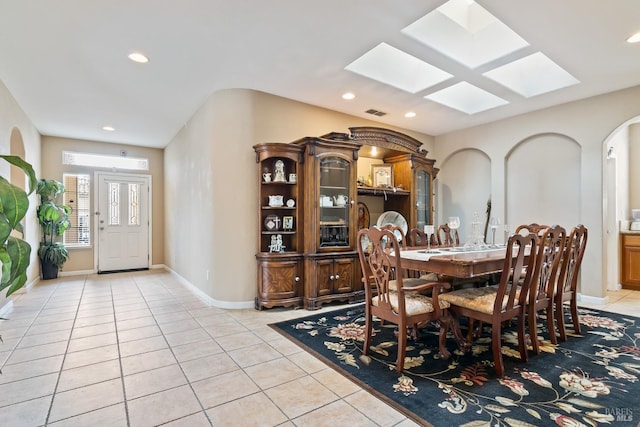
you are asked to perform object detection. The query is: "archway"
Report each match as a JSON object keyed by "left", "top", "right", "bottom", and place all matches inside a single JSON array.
[{"left": 602, "top": 117, "right": 640, "bottom": 292}]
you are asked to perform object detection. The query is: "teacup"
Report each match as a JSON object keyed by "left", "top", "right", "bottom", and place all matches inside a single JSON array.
[
  {"left": 289, "top": 173, "right": 297, "bottom": 183},
  {"left": 263, "top": 173, "right": 272, "bottom": 182}
]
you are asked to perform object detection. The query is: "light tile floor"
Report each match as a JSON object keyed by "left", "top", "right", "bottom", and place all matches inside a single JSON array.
[{"left": 0, "top": 270, "right": 636, "bottom": 426}]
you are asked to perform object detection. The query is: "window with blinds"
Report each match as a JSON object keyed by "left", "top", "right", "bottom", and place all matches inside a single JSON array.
[{"left": 63, "top": 174, "right": 91, "bottom": 246}]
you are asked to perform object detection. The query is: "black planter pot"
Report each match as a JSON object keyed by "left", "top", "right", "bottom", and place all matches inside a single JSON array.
[{"left": 40, "top": 259, "right": 59, "bottom": 280}]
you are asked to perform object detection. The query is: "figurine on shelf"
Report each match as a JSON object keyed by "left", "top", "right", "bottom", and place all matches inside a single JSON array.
[
  {"left": 273, "top": 160, "right": 286, "bottom": 182},
  {"left": 269, "top": 234, "right": 286, "bottom": 253}
]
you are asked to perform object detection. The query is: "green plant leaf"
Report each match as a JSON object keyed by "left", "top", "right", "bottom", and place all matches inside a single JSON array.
[
  {"left": 0, "top": 156, "right": 34, "bottom": 294},
  {"left": 0, "top": 248, "right": 11, "bottom": 286},
  {"left": 0, "top": 155, "right": 37, "bottom": 195},
  {"left": 0, "top": 216, "right": 11, "bottom": 245},
  {"left": 7, "top": 236, "right": 31, "bottom": 280},
  {"left": 2, "top": 271, "right": 27, "bottom": 296},
  {"left": 0, "top": 177, "right": 29, "bottom": 229}
]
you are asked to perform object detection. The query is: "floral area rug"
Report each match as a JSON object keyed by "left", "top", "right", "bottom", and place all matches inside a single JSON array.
[{"left": 270, "top": 304, "right": 640, "bottom": 426}]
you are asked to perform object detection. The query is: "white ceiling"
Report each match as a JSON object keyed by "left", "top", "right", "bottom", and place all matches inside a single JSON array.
[{"left": 1, "top": 0, "right": 640, "bottom": 148}]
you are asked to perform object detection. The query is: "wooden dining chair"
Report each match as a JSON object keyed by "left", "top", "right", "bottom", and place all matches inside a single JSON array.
[
  {"left": 553, "top": 224, "right": 588, "bottom": 341},
  {"left": 437, "top": 223, "right": 459, "bottom": 246},
  {"left": 407, "top": 228, "right": 438, "bottom": 247},
  {"left": 515, "top": 223, "right": 550, "bottom": 241},
  {"left": 378, "top": 224, "right": 432, "bottom": 288},
  {"left": 439, "top": 233, "right": 538, "bottom": 377},
  {"left": 357, "top": 227, "right": 451, "bottom": 372},
  {"left": 525, "top": 224, "right": 566, "bottom": 354}
]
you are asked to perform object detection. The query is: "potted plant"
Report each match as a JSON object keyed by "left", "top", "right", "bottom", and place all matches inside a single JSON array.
[
  {"left": 36, "top": 179, "right": 71, "bottom": 279},
  {"left": 0, "top": 155, "right": 37, "bottom": 295}
]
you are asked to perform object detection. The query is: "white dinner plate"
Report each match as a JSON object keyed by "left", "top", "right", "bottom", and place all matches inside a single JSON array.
[{"left": 376, "top": 211, "right": 408, "bottom": 241}]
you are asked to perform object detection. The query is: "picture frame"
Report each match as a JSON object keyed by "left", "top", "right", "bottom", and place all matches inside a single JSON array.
[
  {"left": 371, "top": 164, "right": 393, "bottom": 188},
  {"left": 282, "top": 216, "right": 294, "bottom": 231}
]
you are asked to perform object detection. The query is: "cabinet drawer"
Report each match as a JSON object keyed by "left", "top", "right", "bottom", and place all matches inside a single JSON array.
[{"left": 623, "top": 234, "right": 640, "bottom": 247}]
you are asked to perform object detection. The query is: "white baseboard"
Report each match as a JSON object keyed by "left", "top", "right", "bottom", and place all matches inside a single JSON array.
[
  {"left": 164, "top": 267, "right": 254, "bottom": 310},
  {"left": 58, "top": 269, "right": 95, "bottom": 277},
  {"left": 578, "top": 293, "right": 608, "bottom": 306}
]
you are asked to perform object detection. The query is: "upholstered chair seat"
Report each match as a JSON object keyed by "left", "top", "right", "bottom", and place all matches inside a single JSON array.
[
  {"left": 372, "top": 291, "right": 450, "bottom": 316},
  {"left": 439, "top": 285, "right": 521, "bottom": 315}
]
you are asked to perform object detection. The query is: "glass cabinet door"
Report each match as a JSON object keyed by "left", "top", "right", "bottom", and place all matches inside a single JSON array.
[
  {"left": 319, "top": 157, "right": 350, "bottom": 247},
  {"left": 415, "top": 169, "right": 431, "bottom": 230}
]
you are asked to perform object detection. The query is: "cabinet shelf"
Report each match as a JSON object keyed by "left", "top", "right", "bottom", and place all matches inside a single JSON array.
[
  {"left": 262, "top": 181, "right": 296, "bottom": 185},
  {"left": 262, "top": 231, "right": 296, "bottom": 235},
  {"left": 262, "top": 206, "right": 296, "bottom": 210},
  {"left": 320, "top": 185, "right": 348, "bottom": 190},
  {"left": 357, "top": 186, "right": 410, "bottom": 196}
]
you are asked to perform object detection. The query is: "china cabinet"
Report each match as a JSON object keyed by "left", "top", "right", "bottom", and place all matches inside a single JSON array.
[
  {"left": 254, "top": 127, "right": 439, "bottom": 310},
  {"left": 349, "top": 127, "right": 439, "bottom": 231},
  {"left": 293, "top": 136, "right": 363, "bottom": 309},
  {"left": 253, "top": 143, "right": 304, "bottom": 309}
]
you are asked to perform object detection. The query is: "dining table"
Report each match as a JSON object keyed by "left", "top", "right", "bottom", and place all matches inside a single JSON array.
[{"left": 399, "top": 245, "right": 510, "bottom": 279}]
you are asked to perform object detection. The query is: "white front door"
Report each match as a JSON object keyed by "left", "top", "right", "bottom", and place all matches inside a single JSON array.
[{"left": 96, "top": 173, "right": 150, "bottom": 272}]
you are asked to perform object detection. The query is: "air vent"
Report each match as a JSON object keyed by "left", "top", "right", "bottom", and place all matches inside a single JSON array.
[{"left": 365, "top": 109, "right": 387, "bottom": 117}]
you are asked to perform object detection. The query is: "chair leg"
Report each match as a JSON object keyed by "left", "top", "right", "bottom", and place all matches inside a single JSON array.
[
  {"left": 435, "top": 314, "right": 452, "bottom": 359},
  {"left": 516, "top": 315, "right": 528, "bottom": 363},
  {"left": 396, "top": 321, "right": 407, "bottom": 372},
  {"left": 528, "top": 309, "right": 540, "bottom": 354},
  {"left": 363, "top": 311, "right": 373, "bottom": 356},
  {"left": 491, "top": 322, "right": 505, "bottom": 377},
  {"left": 570, "top": 296, "right": 581, "bottom": 335},
  {"left": 555, "top": 297, "right": 567, "bottom": 342},
  {"left": 546, "top": 303, "right": 557, "bottom": 345}
]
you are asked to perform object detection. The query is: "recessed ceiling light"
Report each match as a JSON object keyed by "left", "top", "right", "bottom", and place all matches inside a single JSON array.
[
  {"left": 128, "top": 52, "right": 149, "bottom": 63},
  {"left": 627, "top": 32, "right": 640, "bottom": 43},
  {"left": 405, "top": 112, "right": 417, "bottom": 118},
  {"left": 102, "top": 126, "right": 115, "bottom": 132},
  {"left": 342, "top": 92, "right": 356, "bottom": 100}
]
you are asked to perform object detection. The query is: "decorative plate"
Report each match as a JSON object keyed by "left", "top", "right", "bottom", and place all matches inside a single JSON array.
[
  {"left": 286, "top": 198, "right": 295, "bottom": 207},
  {"left": 357, "top": 202, "right": 370, "bottom": 230},
  {"left": 376, "top": 210, "right": 408, "bottom": 241},
  {"left": 264, "top": 214, "right": 281, "bottom": 231}
]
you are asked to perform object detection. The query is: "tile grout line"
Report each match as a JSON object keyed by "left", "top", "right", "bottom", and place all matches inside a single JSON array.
[
  {"left": 110, "top": 277, "right": 132, "bottom": 427},
  {"left": 0, "top": 285, "right": 61, "bottom": 373},
  {"left": 131, "top": 274, "right": 215, "bottom": 426},
  {"left": 44, "top": 275, "right": 90, "bottom": 426}
]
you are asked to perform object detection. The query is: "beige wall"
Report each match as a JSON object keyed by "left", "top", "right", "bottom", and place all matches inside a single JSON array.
[
  {"left": 40, "top": 136, "right": 165, "bottom": 271},
  {"left": 164, "top": 88, "right": 434, "bottom": 306},
  {"left": 0, "top": 80, "right": 42, "bottom": 301},
  {"left": 434, "top": 84, "right": 640, "bottom": 300}
]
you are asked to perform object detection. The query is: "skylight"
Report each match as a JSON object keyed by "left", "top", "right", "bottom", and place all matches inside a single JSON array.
[
  {"left": 401, "top": 0, "right": 529, "bottom": 68},
  {"left": 424, "top": 82, "right": 508, "bottom": 114},
  {"left": 483, "top": 52, "right": 580, "bottom": 97},
  {"left": 345, "top": 43, "right": 452, "bottom": 93}
]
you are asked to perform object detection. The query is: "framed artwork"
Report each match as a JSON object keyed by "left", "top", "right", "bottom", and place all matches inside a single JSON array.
[
  {"left": 283, "top": 216, "right": 294, "bottom": 230},
  {"left": 371, "top": 164, "right": 393, "bottom": 188}
]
